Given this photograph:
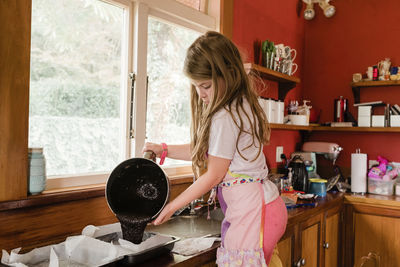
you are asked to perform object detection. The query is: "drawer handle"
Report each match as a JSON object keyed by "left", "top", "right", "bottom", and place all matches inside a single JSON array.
[{"left": 295, "top": 258, "right": 306, "bottom": 266}]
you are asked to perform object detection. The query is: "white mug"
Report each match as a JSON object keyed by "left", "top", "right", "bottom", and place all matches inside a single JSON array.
[
  {"left": 274, "top": 44, "right": 285, "bottom": 58},
  {"left": 284, "top": 46, "right": 297, "bottom": 61},
  {"left": 288, "top": 61, "right": 298, "bottom": 75},
  {"left": 366, "top": 67, "right": 373, "bottom": 81}
]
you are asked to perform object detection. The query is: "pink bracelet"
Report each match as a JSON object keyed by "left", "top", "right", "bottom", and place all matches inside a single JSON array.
[{"left": 159, "top": 143, "right": 168, "bottom": 165}]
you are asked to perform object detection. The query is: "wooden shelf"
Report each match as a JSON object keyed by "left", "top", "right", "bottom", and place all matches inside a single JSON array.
[
  {"left": 351, "top": 80, "right": 400, "bottom": 103},
  {"left": 269, "top": 123, "right": 312, "bottom": 131},
  {"left": 244, "top": 63, "right": 300, "bottom": 100},
  {"left": 270, "top": 123, "right": 400, "bottom": 133}
]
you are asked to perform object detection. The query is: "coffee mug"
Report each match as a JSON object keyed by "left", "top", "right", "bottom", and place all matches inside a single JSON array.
[
  {"left": 274, "top": 44, "right": 285, "bottom": 58},
  {"left": 284, "top": 46, "right": 297, "bottom": 61},
  {"left": 366, "top": 66, "right": 373, "bottom": 81},
  {"left": 288, "top": 61, "right": 298, "bottom": 75}
]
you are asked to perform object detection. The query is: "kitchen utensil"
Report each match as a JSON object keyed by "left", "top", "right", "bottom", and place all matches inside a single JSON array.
[
  {"left": 106, "top": 151, "right": 170, "bottom": 243},
  {"left": 97, "top": 232, "right": 179, "bottom": 266},
  {"left": 326, "top": 173, "right": 341, "bottom": 191},
  {"left": 286, "top": 202, "right": 318, "bottom": 209},
  {"left": 106, "top": 151, "right": 169, "bottom": 220},
  {"left": 288, "top": 155, "right": 309, "bottom": 193},
  {"left": 308, "top": 178, "right": 327, "bottom": 197}
]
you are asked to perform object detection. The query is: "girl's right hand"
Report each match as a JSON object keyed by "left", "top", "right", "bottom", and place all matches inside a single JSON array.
[{"left": 142, "top": 142, "right": 163, "bottom": 158}]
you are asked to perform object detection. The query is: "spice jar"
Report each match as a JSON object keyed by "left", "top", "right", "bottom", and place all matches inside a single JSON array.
[{"left": 28, "top": 148, "right": 46, "bottom": 195}]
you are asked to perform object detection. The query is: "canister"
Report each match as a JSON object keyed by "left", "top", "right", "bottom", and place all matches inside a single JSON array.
[
  {"left": 264, "top": 98, "right": 274, "bottom": 123},
  {"left": 308, "top": 178, "right": 327, "bottom": 197},
  {"left": 28, "top": 148, "right": 46, "bottom": 195},
  {"left": 275, "top": 100, "right": 284, "bottom": 124}
]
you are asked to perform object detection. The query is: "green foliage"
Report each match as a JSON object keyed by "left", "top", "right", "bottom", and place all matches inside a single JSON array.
[{"left": 30, "top": 0, "right": 122, "bottom": 118}]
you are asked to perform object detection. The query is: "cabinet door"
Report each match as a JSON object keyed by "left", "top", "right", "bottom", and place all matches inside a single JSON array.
[
  {"left": 299, "top": 214, "right": 322, "bottom": 267},
  {"left": 324, "top": 212, "right": 340, "bottom": 267},
  {"left": 277, "top": 224, "right": 296, "bottom": 267},
  {"left": 354, "top": 212, "right": 400, "bottom": 266}
]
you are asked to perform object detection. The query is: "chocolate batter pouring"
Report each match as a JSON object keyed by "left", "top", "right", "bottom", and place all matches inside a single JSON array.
[{"left": 106, "top": 154, "right": 169, "bottom": 244}]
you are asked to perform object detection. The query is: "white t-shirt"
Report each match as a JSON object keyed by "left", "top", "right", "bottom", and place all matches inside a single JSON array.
[{"left": 208, "top": 99, "right": 279, "bottom": 204}]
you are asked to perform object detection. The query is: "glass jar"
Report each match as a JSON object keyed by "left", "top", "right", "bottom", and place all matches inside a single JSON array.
[{"left": 28, "top": 147, "right": 46, "bottom": 195}]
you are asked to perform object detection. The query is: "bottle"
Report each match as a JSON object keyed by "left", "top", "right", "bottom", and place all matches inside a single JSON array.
[
  {"left": 334, "top": 96, "right": 348, "bottom": 122},
  {"left": 28, "top": 148, "right": 46, "bottom": 195}
]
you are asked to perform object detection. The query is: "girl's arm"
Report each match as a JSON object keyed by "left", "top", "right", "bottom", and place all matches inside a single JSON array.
[
  {"left": 142, "top": 143, "right": 191, "bottom": 161},
  {"left": 153, "top": 154, "right": 230, "bottom": 225}
]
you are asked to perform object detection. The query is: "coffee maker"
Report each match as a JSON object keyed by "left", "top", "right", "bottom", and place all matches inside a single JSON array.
[{"left": 290, "top": 151, "right": 319, "bottom": 178}]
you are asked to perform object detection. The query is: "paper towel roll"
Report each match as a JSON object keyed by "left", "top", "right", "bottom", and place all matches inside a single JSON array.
[{"left": 351, "top": 152, "right": 367, "bottom": 193}]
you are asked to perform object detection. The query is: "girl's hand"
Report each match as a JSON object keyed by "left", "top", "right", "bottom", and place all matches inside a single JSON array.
[
  {"left": 142, "top": 142, "right": 163, "bottom": 158},
  {"left": 153, "top": 203, "right": 175, "bottom": 225}
]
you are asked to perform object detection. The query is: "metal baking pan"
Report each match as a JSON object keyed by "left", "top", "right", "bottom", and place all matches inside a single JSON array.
[{"left": 98, "top": 232, "right": 179, "bottom": 266}]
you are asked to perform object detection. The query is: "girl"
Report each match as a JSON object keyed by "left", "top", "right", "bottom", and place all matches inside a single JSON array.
[{"left": 143, "top": 31, "right": 287, "bottom": 266}]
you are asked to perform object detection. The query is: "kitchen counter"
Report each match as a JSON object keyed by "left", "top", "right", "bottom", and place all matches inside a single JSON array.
[
  {"left": 344, "top": 192, "right": 400, "bottom": 209},
  {"left": 123, "top": 192, "right": 345, "bottom": 267}
]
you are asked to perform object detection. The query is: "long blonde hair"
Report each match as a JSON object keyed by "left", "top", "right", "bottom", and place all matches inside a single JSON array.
[{"left": 184, "top": 31, "right": 270, "bottom": 175}]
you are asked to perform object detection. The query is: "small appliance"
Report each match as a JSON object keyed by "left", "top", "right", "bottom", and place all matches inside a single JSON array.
[
  {"left": 288, "top": 155, "right": 309, "bottom": 193},
  {"left": 290, "top": 152, "right": 318, "bottom": 178},
  {"left": 301, "top": 141, "right": 343, "bottom": 191}
]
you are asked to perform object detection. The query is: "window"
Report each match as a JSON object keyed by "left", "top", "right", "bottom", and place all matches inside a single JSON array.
[
  {"left": 29, "top": 0, "right": 218, "bottom": 188},
  {"left": 29, "top": 0, "right": 127, "bottom": 177},
  {"left": 146, "top": 17, "right": 200, "bottom": 166}
]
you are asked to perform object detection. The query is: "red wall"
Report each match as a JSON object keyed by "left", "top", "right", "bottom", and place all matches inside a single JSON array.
[
  {"left": 233, "top": 0, "right": 400, "bottom": 169},
  {"left": 303, "top": 0, "right": 400, "bottom": 167},
  {"left": 232, "top": 0, "right": 305, "bottom": 169}
]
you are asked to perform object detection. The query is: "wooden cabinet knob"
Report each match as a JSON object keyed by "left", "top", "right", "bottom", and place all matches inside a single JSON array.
[{"left": 323, "top": 242, "right": 330, "bottom": 249}]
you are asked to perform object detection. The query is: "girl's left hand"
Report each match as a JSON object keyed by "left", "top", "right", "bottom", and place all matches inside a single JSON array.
[{"left": 153, "top": 203, "right": 175, "bottom": 225}]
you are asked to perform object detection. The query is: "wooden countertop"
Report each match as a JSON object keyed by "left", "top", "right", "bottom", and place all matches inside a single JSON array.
[
  {"left": 344, "top": 193, "right": 400, "bottom": 209},
  {"left": 128, "top": 192, "right": 346, "bottom": 266}
]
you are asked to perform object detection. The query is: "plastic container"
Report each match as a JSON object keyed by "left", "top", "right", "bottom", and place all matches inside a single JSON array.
[
  {"left": 368, "top": 177, "right": 396, "bottom": 195},
  {"left": 396, "top": 181, "right": 400, "bottom": 196},
  {"left": 28, "top": 148, "right": 46, "bottom": 195},
  {"left": 308, "top": 178, "right": 327, "bottom": 197},
  {"left": 289, "top": 114, "right": 308, "bottom": 126}
]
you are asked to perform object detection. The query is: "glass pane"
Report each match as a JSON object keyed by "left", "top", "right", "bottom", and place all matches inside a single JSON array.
[
  {"left": 29, "top": 0, "right": 125, "bottom": 176},
  {"left": 146, "top": 17, "right": 200, "bottom": 166}
]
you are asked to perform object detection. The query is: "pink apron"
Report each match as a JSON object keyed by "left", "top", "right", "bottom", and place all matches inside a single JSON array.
[{"left": 211, "top": 171, "right": 287, "bottom": 266}]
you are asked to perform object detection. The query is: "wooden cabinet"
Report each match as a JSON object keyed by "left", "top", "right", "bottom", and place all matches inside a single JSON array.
[
  {"left": 298, "top": 213, "right": 322, "bottom": 267},
  {"left": 323, "top": 205, "right": 342, "bottom": 267},
  {"left": 344, "top": 195, "right": 400, "bottom": 267},
  {"left": 277, "top": 223, "right": 297, "bottom": 267},
  {"left": 278, "top": 203, "right": 343, "bottom": 267}
]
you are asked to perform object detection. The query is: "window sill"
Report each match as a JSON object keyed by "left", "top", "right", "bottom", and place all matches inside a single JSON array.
[{"left": 0, "top": 172, "right": 194, "bottom": 212}]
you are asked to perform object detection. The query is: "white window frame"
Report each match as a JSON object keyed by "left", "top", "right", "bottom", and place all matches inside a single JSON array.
[{"left": 46, "top": 0, "right": 219, "bottom": 190}]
